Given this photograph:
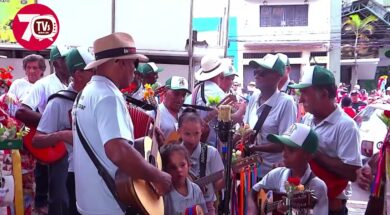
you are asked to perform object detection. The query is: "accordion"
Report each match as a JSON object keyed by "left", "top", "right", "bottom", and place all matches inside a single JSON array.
[{"left": 128, "top": 106, "right": 153, "bottom": 139}]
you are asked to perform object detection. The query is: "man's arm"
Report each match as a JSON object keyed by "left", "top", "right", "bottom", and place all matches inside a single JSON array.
[
  {"left": 105, "top": 139, "right": 171, "bottom": 195},
  {"left": 32, "top": 130, "right": 72, "bottom": 148},
  {"left": 313, "top": 151, "right": 360, "bottom": 181},
  {"left": 15, "top": 104, "right": 41, "bottom": 127}
]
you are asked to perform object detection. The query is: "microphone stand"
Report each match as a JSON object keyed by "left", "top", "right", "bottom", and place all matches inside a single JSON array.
[{"left": 217, "top": 120, "right": 234, "bottom": 215}]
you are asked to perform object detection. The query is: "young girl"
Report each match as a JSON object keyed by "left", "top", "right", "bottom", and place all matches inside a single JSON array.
[
  {"left": 178, "top": 108, "right": 225, "bottom": 215},
  {"left": 161, "top": 143, "right": 207, "bottom": 215}
]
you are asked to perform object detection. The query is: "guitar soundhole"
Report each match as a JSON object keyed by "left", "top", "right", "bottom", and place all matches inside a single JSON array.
[{"left": 148, "top": 155, "right": 156, "bottom": 166}]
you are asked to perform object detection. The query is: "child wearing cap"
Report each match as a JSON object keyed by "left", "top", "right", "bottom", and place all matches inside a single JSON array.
[{"left": 247, "top": 123, "right": 328, "bottom": 215}]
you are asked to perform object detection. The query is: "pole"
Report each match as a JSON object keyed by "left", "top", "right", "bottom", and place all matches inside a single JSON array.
[
  {"left": 188, "top": 0, "right": 195, "bottom": 90},
  {"left": 224, "top": 0, "right": 231, "bottom": 58},
  {"left": 111, "top": 0, "right": 115, "bottom": 33},
  {"left": 223, "top": 125, "right": 234, "bottom": 215}
]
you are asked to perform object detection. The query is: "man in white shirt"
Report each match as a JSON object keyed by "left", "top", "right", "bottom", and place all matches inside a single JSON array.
[
  {"left": 289, "top": 65, "right": 362, "bottom": 214},
  {"left": 8, "top": 54, "right": 45, "bottom": 102},
  {"left": 157, "top": 76, "right": 191, "bottom": 141},
  {"left": 73, "top": 32, "right": 171, "bottom": 215},
  {"left": 185, "top": 55, "right": 230, "bottom": 146},
  {"left": 15, "top": 45, "right": 70, "bottom": 214},
  {"left": 244, "top": 54, "right": 297, "bottom": 177},
  {"left": 32, "top": 47, "right": 94, "bottom": 215}
]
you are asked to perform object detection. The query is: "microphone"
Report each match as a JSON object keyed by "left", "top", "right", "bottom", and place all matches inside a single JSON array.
[{"left": 217, "top": 105, "right": 232, "bottom": 142}]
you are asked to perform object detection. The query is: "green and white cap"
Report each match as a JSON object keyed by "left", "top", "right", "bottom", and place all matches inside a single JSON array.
[
  {"left": 139, "top": 62, "right": 163, "bottom": 74},
  {"left": 267, "top": 123, "right": 318, "bottom": 154},
  {"left": 289, "top": 65, "right": 335, "bottom": 89},
  {"left": 224, "top": 65, "right": 238, "bottom": 77},
  {"left": 249, "top": 54, "right": 285, "bottom": 76},
  {"left": 165, "top": 76, "right": 191, "bottom": 93},
  {"left": 65, "top": 47, "right": 95, "bottom": 75},
  {"left": 276, "top": 53, "right": 290, "bottom": 66},
  {"left": 50, "top": 45, "right": 69, "bottom": 61}
]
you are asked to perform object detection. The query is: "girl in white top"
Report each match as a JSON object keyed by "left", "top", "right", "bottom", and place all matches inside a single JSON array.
[
  {"left": 179, "top": 108, "right": 225, "bottom": 215},
  {"left": 161, "top": 144, "right": 207, "bottom": 215}
]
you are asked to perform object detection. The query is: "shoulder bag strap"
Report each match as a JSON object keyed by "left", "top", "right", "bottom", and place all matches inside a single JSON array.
[
  {"left": 48, "top": 90, "right": 77, "bottom": 102},
  {"left": 199, "top": 143, "right": 208, "bottom": 178},
  {"left": 74, "top": 92, "right": 127, "bottom": 212}
]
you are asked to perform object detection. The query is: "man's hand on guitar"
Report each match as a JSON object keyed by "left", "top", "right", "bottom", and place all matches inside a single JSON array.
[
  {"left": 356, "top": 165, "right": 373, "bottom": 191},
  {"left": 154, "top": 127, "right": 166, "bottom": 147},
  {"left": 152, "top": 171, "right": 172, "bottom": 196},
  {"left": 277, "top": 197, "right": 289, "bottom": 214}
]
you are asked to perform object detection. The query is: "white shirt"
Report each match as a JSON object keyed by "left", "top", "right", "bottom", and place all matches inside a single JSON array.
[
  {"left": 243, "top": 90, "right": 297, "bottom": 177},
  {"left": 185, "top": 81, "right": 226, "bottom": 146},
  {"left": 301, "top": 107, "right": 362, "bottom": 199},
  {"left": 8, "top": 78, "right": 33, "bottom": 102},
  {"left": 164, "top": 178, "right": 207, "bottom": 215},
  {"left": 158, "top": 103, "right": 178, "bottom": 138},
  {"left": 253, "top": 166, "right": 329, "bottom": 215},
  {"left": 73, "top": 76, "right": 134, "bottom": 215},
  {"left": 22, "top": 73, "right": 67, "bottom": 113},
  {"left": 37, "top": 84, "right": 76, "bottom": 172},
  {"left": 187, "top": 143, "right": 224, "bottom": 202}
]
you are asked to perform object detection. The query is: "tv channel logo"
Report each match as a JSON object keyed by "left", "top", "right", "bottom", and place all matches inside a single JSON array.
[{"left": 13, "top": 4, "right": 60, "bottom": 51}]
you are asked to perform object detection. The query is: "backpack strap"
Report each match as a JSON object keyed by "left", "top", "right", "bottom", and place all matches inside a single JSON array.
[
  {"left": 48, "top": 90, "right": 77, "bottom": 102},
  {"left": 199, "top": 143, "right": 208, "bottom": 178}
]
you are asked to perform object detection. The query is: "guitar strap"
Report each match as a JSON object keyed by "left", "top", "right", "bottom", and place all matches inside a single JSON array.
[
  {"left": 303, "top": 172, "right": 315, "bottom": 187},
  {"left": 250, "top": 105, "right": 272, "bottom": 144},
  {"left": 199, "top": 143, "right": 208, "bottom": 178},
  {"left": 47, "top": 90, "right": 77, "bottom": 102},
  {"left": 74, "top": 92, "right": 128, "bottom": 213},
  {"left": 191, "top": 82, "right": 207, "bottom": 105}
]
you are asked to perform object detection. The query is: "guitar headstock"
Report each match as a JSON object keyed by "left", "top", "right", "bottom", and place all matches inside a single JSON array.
[
  {"left": 290, "top": 190, "right": 317, "bottom": 209},
  {"left": 143, "top": 84, "right": 158, "bottom": 108},
  {"left": 232, "top": 154, "right": 263, "bottom": 173}
]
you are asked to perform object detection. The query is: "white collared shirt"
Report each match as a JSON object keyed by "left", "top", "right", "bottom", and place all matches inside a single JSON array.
[
  {"left": 244, "top": 90, "right": 297, "bottom": 177},
  {"left": 73, "top": 75, "right": 134, "bottom": 215},
  {"left": 186, "top": 143, "right": 224, "bottom": 202},
  {"left": 253, "top": 166, "right": 329, "bottom": 215},
  {"left": 301, "top": 107, "right": 362, "bottom": 199},
  {"left": 164, "top": 178, "right": 207, "bottom": 214}
]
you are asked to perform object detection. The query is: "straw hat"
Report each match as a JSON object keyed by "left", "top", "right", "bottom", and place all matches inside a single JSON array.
[
  {"left": 194, "top": 55, "right": 231, "bottom": 81},
  {"left": 85, "top": 32, "right": 148, "bottom": 70}
]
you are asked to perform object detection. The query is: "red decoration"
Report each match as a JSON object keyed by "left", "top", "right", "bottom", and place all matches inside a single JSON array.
[
  {"left": 287, "top": 177, "right": 300, "bottom": 186},
  {"left": 384, "top": 110, "right": 390, "bottom": 118}
]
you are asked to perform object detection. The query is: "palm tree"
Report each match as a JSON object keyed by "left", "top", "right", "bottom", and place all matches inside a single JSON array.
[{"left": 343, "top": 14, "right": 378, "bottom": 86}]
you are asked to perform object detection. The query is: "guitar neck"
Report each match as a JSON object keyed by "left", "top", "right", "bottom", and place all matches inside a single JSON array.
[{"left": 193, "top": 170, "right": 223, "bottom": 188}]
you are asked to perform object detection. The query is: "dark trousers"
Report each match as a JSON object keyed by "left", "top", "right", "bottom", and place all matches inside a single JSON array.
[
  {"left": 66, "top": 172, "right": 81, "bottom": 215},
  {"left": 329, "top": 200, "right": 348, "bottom": 215},
  {"left": 48, "top": 155, "right": 69, "bottom": 215},
  {"left": 34, "top": 162, "right": 48, "bottom": 208}
]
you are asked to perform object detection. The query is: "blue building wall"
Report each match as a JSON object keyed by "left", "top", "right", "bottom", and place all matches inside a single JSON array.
[{"left": 193, "top": 17, "right": 238, "bottom": 71}]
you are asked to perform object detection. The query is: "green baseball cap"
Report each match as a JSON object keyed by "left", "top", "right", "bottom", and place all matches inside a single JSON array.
[
  {"left": 267, "top": 123, "right": 318, "bottom": 154},
  {"left": 289, "top": 65, "right": 335, "bottom": 89},
  {"left": 249, "top": 54, "right": 285, "bottom": 76},
  {"left": 276, "top": 53, "right": 290, "bottom": 66},
  {"left": 50, "top": 45, "right": 69, "bottom": 61},
  {"left": 65, "top": 47, "right": 94, "bottom": 75},
  {"left": 165, "top": 76, "right": 191, "bottom": 93},
  {"left": 139, "top": 62, "right": 163, "bottom": 74}
]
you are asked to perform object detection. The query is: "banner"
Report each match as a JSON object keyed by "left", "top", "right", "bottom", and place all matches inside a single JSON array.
[{"left": 0, "top": 0, "right": 34, "bottom": 44}]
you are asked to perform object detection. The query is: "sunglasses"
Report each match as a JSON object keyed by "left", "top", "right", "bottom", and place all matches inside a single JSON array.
[{"left": 115, "top": 59, "right": 139, "bottom": 69}]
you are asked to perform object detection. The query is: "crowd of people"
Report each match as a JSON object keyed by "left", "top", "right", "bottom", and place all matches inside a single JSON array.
[{"left": 0, "top": 31, "right": 385, "bottom": 215}]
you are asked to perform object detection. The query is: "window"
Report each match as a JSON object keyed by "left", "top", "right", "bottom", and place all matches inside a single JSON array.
[{"left": 260, "top": 5, "right": 308, "bottom": 27}]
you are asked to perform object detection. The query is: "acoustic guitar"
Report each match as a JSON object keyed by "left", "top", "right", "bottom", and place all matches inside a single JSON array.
[
  {"left": 189, "top": 170, "right": 224, "bottom": 193},
  {"left": 115, "top": 89, "right": 164, "bottom": 215},
  {"left": 257, "top": 188, "right": 317, "bottom": 215}
]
